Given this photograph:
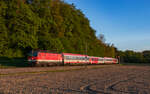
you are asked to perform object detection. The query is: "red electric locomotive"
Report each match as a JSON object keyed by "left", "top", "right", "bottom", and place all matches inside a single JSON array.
[{"left": 28, "top": 51, "right": 63, "bottom": 66}]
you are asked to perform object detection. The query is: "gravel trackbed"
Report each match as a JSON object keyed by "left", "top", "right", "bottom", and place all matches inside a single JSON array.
[{"left": 0, "top": 65, "right": 150, "bottom": 94}]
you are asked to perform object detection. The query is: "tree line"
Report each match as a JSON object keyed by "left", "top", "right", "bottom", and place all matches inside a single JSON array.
[{"left": 116, "top": 50, "right": 150, "bottom": 63}]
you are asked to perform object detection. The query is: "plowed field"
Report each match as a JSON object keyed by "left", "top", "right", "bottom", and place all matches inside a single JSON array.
[{"left": 0, "top": 65, "right": 150, "bottom": 94}]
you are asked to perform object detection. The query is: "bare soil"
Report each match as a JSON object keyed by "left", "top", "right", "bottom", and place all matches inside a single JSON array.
[{"left": 0, "top": 65, "right": 150, "bottom": 94}]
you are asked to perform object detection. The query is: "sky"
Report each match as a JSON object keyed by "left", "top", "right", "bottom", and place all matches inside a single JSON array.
[{"left": 65, "top": 0, "right": 150, "bottom": 52}]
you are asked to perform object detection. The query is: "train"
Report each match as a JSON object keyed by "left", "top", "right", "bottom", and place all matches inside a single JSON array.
[{"left": 28, "top": 50, "right": 118, "bottom": 67}]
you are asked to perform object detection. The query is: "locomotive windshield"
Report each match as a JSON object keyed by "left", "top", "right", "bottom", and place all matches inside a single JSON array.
[{"left": 28, "top": 51, "right": 38, "bottom": 56}]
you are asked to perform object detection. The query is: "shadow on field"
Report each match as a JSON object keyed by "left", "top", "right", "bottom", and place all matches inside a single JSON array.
[{"left": 0, "top": 57, "right": 30, "bottom": 68}]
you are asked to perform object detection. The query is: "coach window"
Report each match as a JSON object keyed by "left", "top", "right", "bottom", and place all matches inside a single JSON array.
[
  {"left": 99, "top": 59, "right": 103, "bottom": 61},
  {"left": 107, "top": 59, "right": 112, "bottom": 61},
  {"left": 73, "top": 57, "right": 75, "bottom": 60},
  {"left": 69, "top": 56, "right": 71, "bottom": 60},
  {"left": 68, "top": 56, "right": 70, "bottom": 60},
  {"left": 79, "top": 57, "right": 81, "bottom": 60},
  {"left": 78, "top": 57, "right": 80, "bottom": 60},
  {"left": 75, "top": 57, "right": 77, "bottom": 60},
  {"left": 71, "top": 56, "right": 73, "bottom": 60},
  {"left": 66, "top": 56, "right": 68, "bottom": 59},
  {"left": 76, "top": 57, "right": 78, "bottom": 60}
]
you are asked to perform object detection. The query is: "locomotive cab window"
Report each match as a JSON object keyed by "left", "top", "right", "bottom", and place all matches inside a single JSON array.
[{"left": 29, "top": 51, "right": 38, "bottom": 56}]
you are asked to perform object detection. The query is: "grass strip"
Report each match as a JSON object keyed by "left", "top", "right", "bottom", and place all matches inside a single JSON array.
[
  {"left": 0, "top": 68, "right": 84, "bottom": 77},
  {"left": 0, "top": 65, "right": 117, "bottom": 77},
  {"left": 0, "top": 66, "right": 17, "bottom": 69},
  {"left": 119, "top": 63, "right": 150, "bottom": 66}
]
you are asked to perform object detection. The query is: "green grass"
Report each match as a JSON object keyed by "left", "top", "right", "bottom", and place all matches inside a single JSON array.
[
  {"left": 0, "top": 68, "right": 84, "bottom": 76},
  {"left": 119, "top": 62, "right": 150, "bottom": 66}
]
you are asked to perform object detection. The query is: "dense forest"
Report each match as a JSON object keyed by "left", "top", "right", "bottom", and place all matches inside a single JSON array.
[
  {"left": 0, "top": 0, "right": 115, "bottom": 58},
  {"left": 0, "top": 0, "right": 149, "bottom": 63}
]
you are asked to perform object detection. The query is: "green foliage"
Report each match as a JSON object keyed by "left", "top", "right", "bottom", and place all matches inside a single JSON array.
[
  {"left": 0, "top": 0, "right": 116, "bottom": 58},
  {"left": 143, "top": 51, "right": 150, "bottom": 63},
  {"left": 116, "top": 50, "right": 150, "bottom": 63},
  {"left": 3, "top": 49, "right": 23, "bottom": 58}
]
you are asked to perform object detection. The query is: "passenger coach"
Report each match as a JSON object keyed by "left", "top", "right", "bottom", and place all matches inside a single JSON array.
[{"left": 63, "top": 53, "right": 89, "bottom": 65}]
